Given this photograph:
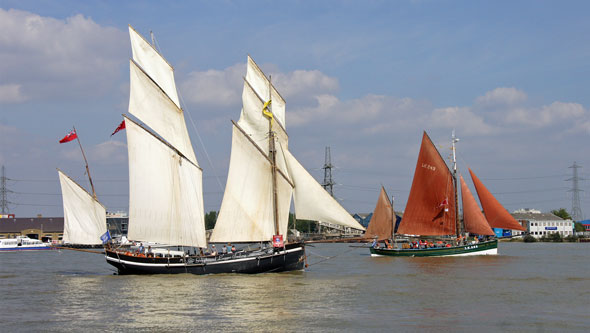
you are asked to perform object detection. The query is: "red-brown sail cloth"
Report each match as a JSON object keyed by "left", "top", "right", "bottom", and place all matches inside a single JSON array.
[
  {"left": 460, "top": 174, "right": 495, "bottom": 235},
  {"left": 469, "top": 168, "right": 526, "bottom": 231},
  {"left": 397, "top": 132, "right": 456, "bottom": 236},
  {"left": 364, "top": 186, "right": 394, "bottom": 241}
]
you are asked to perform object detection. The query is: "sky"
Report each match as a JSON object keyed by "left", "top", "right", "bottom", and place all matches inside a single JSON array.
[{"left": 1, "top": 0, "right": 589, "bottom": 220}]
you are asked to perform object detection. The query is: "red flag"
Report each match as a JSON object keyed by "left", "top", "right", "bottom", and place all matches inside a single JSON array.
[
  {"left": 438, "top": 198, "right": 449, "bottom": 207},
  {"left": 111, "top": 120, "right": 126, "bottom": 136},
  {"left": 59, "top": 130, "right": 77, "bottom": 144},
  {"left": 272, "top": 234, "right": 284, "bottom": 248}
]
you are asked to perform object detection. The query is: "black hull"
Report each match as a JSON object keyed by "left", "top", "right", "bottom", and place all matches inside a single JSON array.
[{"left": 105, "top": 243, "right": 305, "bottom": 275}]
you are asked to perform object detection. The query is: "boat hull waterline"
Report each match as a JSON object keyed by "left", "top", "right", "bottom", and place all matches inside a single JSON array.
[
  {"left": 105, "top": 243, "right": 305, "bottom": 275},
  {"left": 369, "top": 239, "right": 498, "bottom": 257}
]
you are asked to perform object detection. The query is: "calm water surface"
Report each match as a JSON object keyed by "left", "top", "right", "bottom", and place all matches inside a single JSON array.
[{"left": 1, "top": 242, "right": 589, "bottom": 332}]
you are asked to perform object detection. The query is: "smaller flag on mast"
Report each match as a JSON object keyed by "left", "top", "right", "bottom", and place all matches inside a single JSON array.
[
  {"left": 59, "top": 129, "right": 78, "bottom": 144},
  {"left": 110, "top": 120, "right": 126, "bottom": 136}
]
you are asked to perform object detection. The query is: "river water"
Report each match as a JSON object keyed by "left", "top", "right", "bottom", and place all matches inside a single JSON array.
[{"left": 1, "top": 242, "right": 589, "bottom": 332}]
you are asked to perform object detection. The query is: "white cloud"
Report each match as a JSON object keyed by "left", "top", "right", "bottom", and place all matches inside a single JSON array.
[
  {"left": 430, "top": 106, "right": 494, "bottom": 135},
  {"left": 90, "top": 141, "right": 127, "bottom": 165},
  {"left": 0, "top": 84, "right": 27, "bottom": 103},
  {"left": 273, "top": 69, "right": 339, "bottom": 103},
  {"left": 475, "top": 87, "right": 527, "bottom": 107},
  {"left": 505, "top": 101, "right": 586, "bottom": 127},
  {"left": 0, "top": 8, "right": 126, "bottom": 102},
  {"left": 179, "top": 63, "right": 244, "bottom": 107}
]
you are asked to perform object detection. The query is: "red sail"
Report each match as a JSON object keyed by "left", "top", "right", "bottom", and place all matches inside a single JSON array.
[
  {"left": 364, "top": 186, "right": 394, "bottom": 241},
  {"left": 397, "top": 132, "right": 456, "bottom": 236},
  {"left": 460, "top": 174, "right": 494, "bottom": 235},
  {"left": 469, "top": 168, "right": 526, "bottom": 231}
]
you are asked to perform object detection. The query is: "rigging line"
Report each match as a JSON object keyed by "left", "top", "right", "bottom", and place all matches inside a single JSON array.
[
  {"left": 10, "top": 179, "right": 128, "bottom": 183},
  {"left": 455, "top": 151, "right": 569, "bottom": 180},
  {"left": 493, "top": 187, "right": 569, "bottom": 195},
  {"left": 12, "top": 191, "right": 128, "bottom": 197},
  {"left": 177, "top": 92, "right": 225, "bottom": 192},
  {"left": 305, "top": 247, "right": 357, "bottom": 268}
]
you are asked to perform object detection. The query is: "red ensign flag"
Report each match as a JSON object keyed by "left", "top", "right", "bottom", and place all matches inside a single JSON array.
[
  {"left": 59, "top": 130, "right": 78, "bottom": 143},
  {"left": 111, "top": 120, "right": 126, "bottom": 136}
]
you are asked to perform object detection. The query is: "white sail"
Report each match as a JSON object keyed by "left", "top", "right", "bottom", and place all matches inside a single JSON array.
[
  {"left": 210, "top": 124, "right": 293, "bottom": 243},
  {"left": 245, "top": 55, "right": 286, "bottom": 129},
  {"left": 128, "top": 59, "right": 198, "bottom": 166},
  {"left": 284, "top": 149, "right": 365, "bottom": 230},
  {"left": 125, "top": 117, "right": 206, "bottom": 248},
  {"left": 58, "top": 169, "right": 106, "bottom": 245},
  {"left": 238, "top": 78, "right": 289, "bottom": 153},
  {"left": 129, "top": 25, "right": 180, "bottom": 108}
]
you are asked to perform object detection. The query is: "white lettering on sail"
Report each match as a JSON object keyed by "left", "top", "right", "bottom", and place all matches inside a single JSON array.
[{"left": 421, "top": 163, "right": 436, "bottom": 171}]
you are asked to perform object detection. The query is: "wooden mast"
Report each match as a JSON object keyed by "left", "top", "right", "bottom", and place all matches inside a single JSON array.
[
  {"left": 451, "top": 131, "right": 462, "bottom": 242},
  {"left": 266, "top": 76, "right": 280, "bottom": 238},
  {"left": 73, "top": 126, "right": 96, "bottom": 199}
]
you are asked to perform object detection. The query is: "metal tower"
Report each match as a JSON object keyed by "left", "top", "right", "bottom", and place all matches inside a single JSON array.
[
  {"left": 1, "top": 165, "right": 12, "bottom": 214},
  {"left": 566, "top": 162, "right": 584, "bottom": 221},
  {"left": 322, "top": 146, "right": 335, "bottom": 197}
]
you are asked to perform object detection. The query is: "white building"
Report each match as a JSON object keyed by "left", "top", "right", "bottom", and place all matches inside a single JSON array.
[{"left": 512, "top": 211, "right": 574, "bottom": 238}]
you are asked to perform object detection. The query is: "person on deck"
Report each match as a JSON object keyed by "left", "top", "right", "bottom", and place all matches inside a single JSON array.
[
  {"left": 139, "top": 243, "right": 144, "bottom": 254},
  {"left": 231, "top": 245, "right": 236, "bottom": 253},
  {"left": 210, "top": 244, "right": 217, "bottom": 256},
  {"left": 222, "top": 244, "right": 228, "bottom": 255},
  {"left": 147, "top": 245, "right": 153, "bottom": 257},
  {"left": 371, "top": 238, "right": 378, "bottom": 248}
]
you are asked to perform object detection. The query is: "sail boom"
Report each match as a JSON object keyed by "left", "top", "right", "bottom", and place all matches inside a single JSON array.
[{"left": 125, "top": 115, "right": 201, "bottom": 171}]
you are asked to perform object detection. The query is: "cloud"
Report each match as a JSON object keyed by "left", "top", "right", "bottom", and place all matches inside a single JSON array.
[
  {"left": 273, "top": 69, "right": 339, "bottom": 104},
  {"left": 430, "top": 106, "right": 494, "bottom": 135},
  {"left": 90, "top": 140, "right": 127, "bottom": 165},
  {"left": 475, "top": 87, "right": 527, "bottom": 107},
  {"left": 179, "top": 63, "right": 244, "bottom": 107},
  {"left": 0, "top": 84, "right": 27, "bottom": 103},
  {"left": 504, "top": 101, "right": 586, "bottom": 127},
  {"left": 0, "top": 8, "right": 126, "bottom": 103}
]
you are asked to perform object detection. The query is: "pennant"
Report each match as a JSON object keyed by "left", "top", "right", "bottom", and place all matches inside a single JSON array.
[
  {"left": 262, "top": 99, "right": 273, "bottom": 120},
  {"left": 110, "top": 120, "right": 126, "bottom": 136},
  {"left": 59, "top": 130, "right": 77, "bottom": 144}
]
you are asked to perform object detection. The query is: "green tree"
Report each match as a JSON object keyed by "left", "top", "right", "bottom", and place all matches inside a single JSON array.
[
  {"left": 205, "top": 211, "right": 217, "bottom": 230},
  {"left": 551, "top": 208, "right": 572, "bottom": 220},
  {"left": 573, "top": 222, "right": 586, "bottom": 232},
  {"left": 547, "top": 232, "right": 563, "bottom": 242}
]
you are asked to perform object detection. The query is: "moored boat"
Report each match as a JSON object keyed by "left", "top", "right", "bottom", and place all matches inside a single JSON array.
[{"left": 0, "top": 236, "right": 51, "bottom": 251}]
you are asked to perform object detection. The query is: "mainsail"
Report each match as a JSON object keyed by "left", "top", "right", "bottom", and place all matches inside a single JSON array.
[
  {"left": 364, "top": 186, "right": 394, "bottom": 240},
  {"left": 212, "top": 55, "right": 364, "bottom": 243},
  {"left": 125, "top": 117, "right": 207, "bottom": 247},
  {"left": 58, "top": 169, "right": 106, "bottom": 245},
  {"left": 469, "top": 168, "right": 526, "bottom": 231},
  {"left": 124, "top": 27, "right": 206, "bottom": 248},
  {"left": 460, "top": 174, "right": 495, "bottom": 235},
  {"left": 210, "top": 124, "right": 293, "bottom": 242},
  {"left": 397, "top": 132, "right": 456, "bottom": 235}
]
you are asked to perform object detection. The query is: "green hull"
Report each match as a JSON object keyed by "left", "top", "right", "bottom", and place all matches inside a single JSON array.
[{"left": 369, "top": 239, "right": 498, "bottom": 257}]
